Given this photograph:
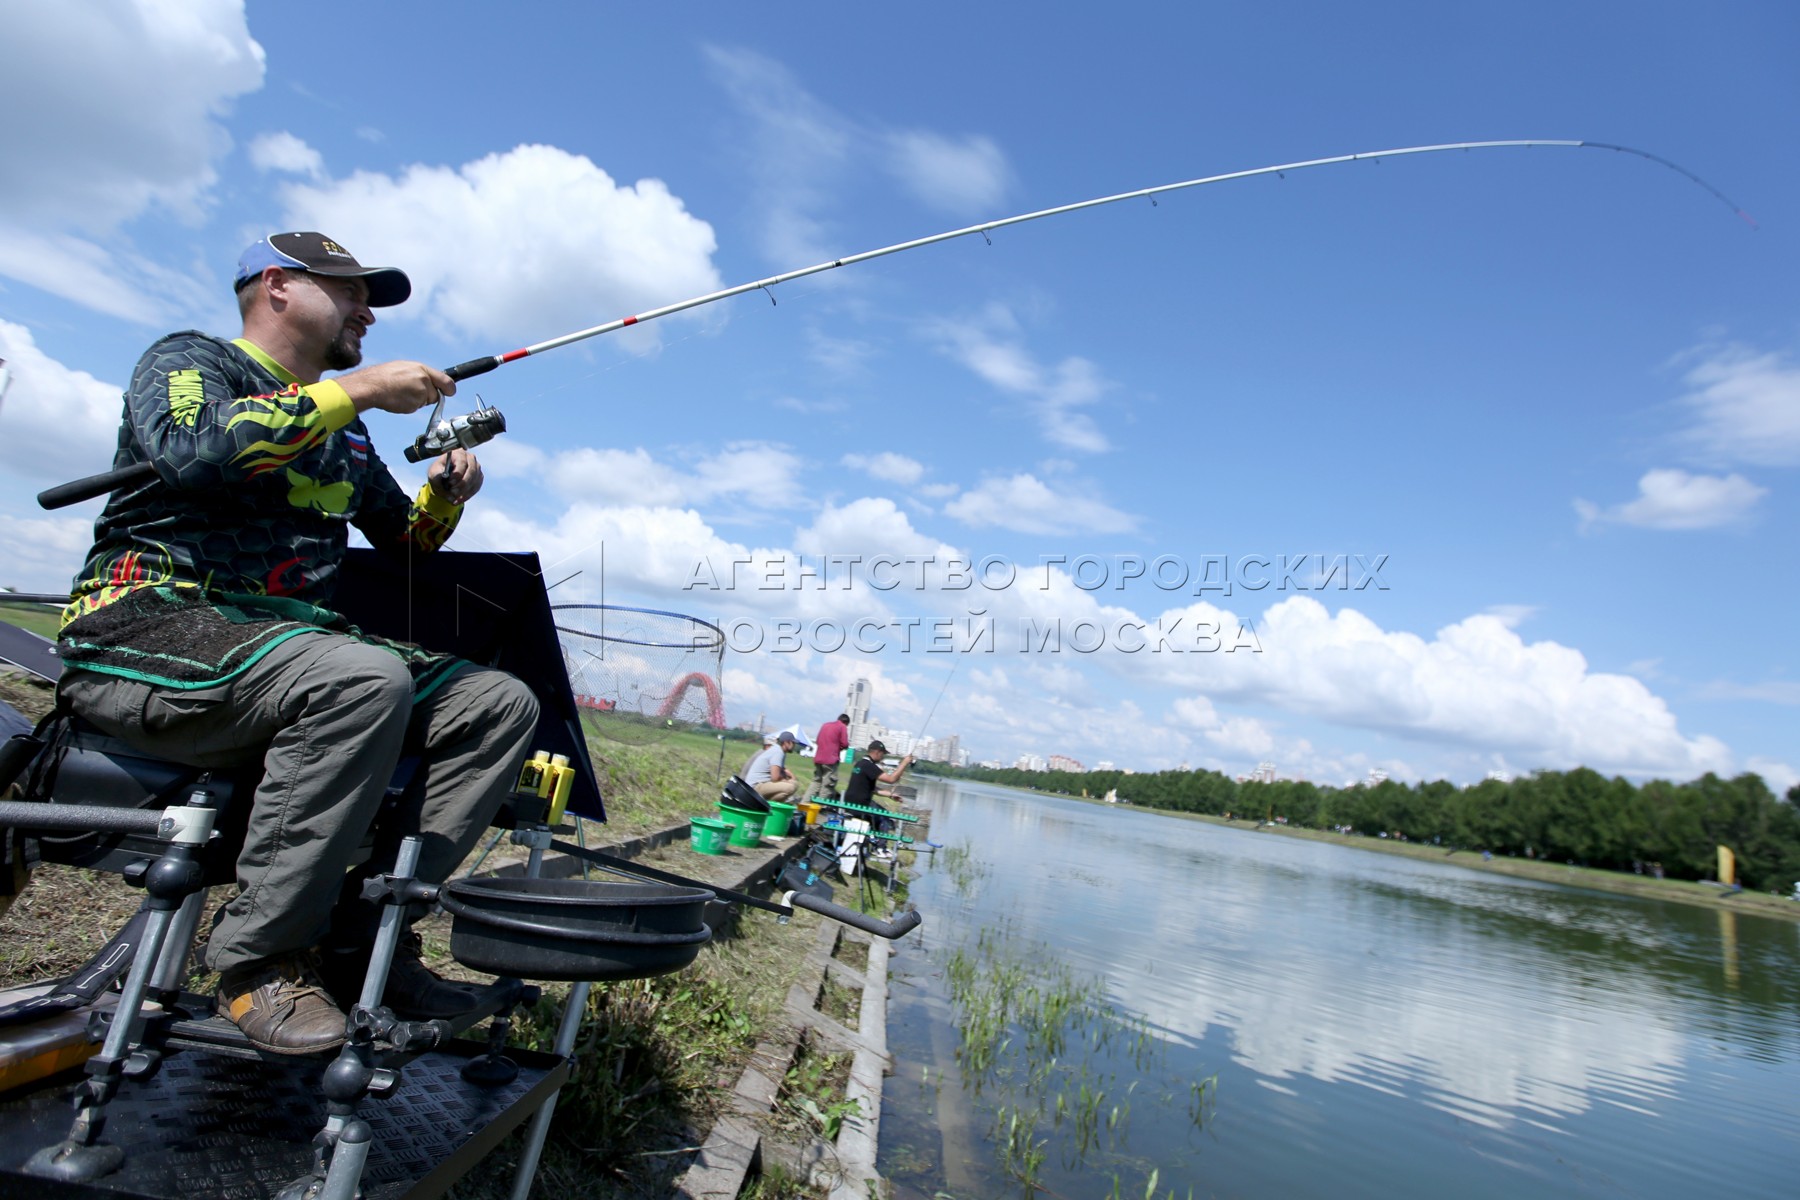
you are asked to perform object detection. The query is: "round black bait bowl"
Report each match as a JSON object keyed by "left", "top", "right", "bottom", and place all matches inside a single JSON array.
[
  {"left": 720, "top": 776, "right": 771, "bottom": 813},
  {"left": 440, "top": 877, "right": 714, "bottom": 981}
]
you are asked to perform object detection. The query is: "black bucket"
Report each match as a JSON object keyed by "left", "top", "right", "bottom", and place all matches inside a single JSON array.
[
  {"left": 777, "top": 861, "right": 833, "bottom": 902},
  {"left": 440, "top": 877, "right": 714, "bottom": 981},
  {"left": 720, "top": 775, "right": 770, "bottom": 813}
]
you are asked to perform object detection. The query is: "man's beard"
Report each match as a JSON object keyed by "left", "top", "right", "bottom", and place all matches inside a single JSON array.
[{"left": 324, "top": 327, "right": 363, "bottom": 371}]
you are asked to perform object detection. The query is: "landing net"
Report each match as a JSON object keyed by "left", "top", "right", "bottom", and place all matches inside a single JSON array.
[{"left": 552, "top": 604, "right": 726, "bottom": 746}]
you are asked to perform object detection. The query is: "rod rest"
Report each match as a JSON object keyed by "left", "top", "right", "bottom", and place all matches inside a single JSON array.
[
  {"left": 7, "top": 721, "right": 245, "bottom": 881},
  {"left": 0, "top": 799, "right": 164, "bottom": 836}
]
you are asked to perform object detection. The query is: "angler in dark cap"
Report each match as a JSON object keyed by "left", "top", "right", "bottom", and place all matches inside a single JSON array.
[
  {"left": 56, "top": 232, "right": 538, "bottom": 1054},
  {"left": 234, "top": 231, "right": 414, "bottom": 308}
]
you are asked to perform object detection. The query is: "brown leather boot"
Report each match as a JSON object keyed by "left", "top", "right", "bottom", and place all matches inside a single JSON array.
[
  {"left": 321, "top": 931, "right": 480, "bottom": 1021},
  {"left": 385, "top": 930, "right": 481, "bottom": 1020},
  {"left": 216, "top": 952, "right": 348, "bottom": 1055}
]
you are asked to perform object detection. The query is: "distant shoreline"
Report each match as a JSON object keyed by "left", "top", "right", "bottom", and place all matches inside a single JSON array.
[{"left": 946, "top": 777, "right": 1800, "bottom": 924}]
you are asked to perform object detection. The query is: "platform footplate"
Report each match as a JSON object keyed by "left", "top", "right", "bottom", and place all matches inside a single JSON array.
[{"left": 0, "top": 1037, "right": 567, "bottom": 1199}]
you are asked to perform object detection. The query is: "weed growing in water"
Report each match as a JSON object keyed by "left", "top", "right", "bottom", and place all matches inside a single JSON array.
[
  {"left": 1104, "top": 1166, "right": 1198, "bottom": 1200},
  {"left": 935, "top": 917, "right": 1218, "bottom": 1196},
  {"left": 991, "top": 1104, "right": 1049, "bottom": 1197},
  {"left": 940, "top": 841, "right": 989, "bottom": 893}
]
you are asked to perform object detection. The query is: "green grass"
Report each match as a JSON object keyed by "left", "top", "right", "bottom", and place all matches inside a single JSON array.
[
  {"left": 0, "top": 603, "right": 61, "bottom": 641},
  {"left": 579, "top": 721, "right": 741, "bottom": 840}
]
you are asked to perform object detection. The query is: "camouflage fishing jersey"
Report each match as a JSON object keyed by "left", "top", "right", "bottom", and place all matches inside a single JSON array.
[{"left": 59, "top": 332, "right": 466, "bottom": 691}]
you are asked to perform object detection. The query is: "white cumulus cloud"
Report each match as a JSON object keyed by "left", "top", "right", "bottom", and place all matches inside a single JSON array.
[
  {"left": 0, "top": 512, "right": 101, "bottom": 595},
  {"left": 1140, "top": 598, "right": 1733, "bottom": 779},
  {"left": 946, "top": 473, "right": 1136, "bottom": 535},
  {"left": 536, "top": 440, "right": 805, "bottom": 512},
  {"left": 840, "top": 451, "right": 925, "bottom": 485},
  {"left": 0, "top": 0, "right": 264, "bottom": 319},
  {"left": 0, "top": 320, "right": 123, "bottom": 486},
  {"left": 247, "top": 131, "right": 324, "bottom": 178},
  {"left": 1574, "top": 468, "right": 1766, "bottom": 531},
  {"left": 275, "top": 144, "right": 723, "bottom": 350}
]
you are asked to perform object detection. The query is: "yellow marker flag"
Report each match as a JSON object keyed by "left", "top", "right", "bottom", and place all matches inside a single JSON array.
[{"left": 1717, "top": 845, "right": 1736, "bottom": 887}]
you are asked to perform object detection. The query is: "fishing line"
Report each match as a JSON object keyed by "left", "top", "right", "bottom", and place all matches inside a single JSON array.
[{"left": 915, "top": 659, "right": 959, "bottom": 746}]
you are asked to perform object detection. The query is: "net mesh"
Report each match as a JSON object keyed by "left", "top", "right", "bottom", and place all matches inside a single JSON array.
[{"left": 553, "top": 604, "right": 726, "bottom": 745}]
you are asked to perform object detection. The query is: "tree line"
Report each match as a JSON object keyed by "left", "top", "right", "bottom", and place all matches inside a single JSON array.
[{"left": 910, "top": 761, "right": 1800, "bottom": 892}]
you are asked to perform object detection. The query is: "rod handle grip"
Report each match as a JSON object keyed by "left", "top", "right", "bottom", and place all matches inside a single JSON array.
[
  {"left": 37, "top": 461, "right": 157, "bottom": 510},
  {"left": 786, "top": 893, "right": 923, "bottom": 940},
  {"left": 444, "top": 357, "right": 503, "bottom": 382}
]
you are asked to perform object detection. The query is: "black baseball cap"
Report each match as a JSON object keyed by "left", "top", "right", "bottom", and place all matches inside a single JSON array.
[{"left": 234, "top": 232, "right": 411, "bottom": 307}]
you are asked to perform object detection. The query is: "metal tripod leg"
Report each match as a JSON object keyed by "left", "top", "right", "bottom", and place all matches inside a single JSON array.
[
  {"left": 24, "top": 785, "right": 219, "bottom": 1181},
  {"left": 148, "top": 888, "right": 208, "bottom": 1000},
  {"left": 507, "top": 979, "right": 590, "bottom": 1200},
  {"left": 506, "top": 821, "right": 582, "bottom": 1200}
]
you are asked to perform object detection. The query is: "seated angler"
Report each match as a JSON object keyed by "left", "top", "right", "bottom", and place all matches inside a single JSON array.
[
  {"left": 55, "top": 232, "right": 540, "bottom": 1054},
  {"left": 744, "top": 728, "right": 805, "bottom": 805}
]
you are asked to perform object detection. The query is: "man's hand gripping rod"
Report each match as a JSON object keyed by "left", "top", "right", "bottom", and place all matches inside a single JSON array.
[{"left": 36, "top": 360, "right": 506, "bottom": 510}]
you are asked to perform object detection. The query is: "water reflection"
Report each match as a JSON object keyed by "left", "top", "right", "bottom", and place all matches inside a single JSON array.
[{"left": 892, "top": 779, "right": 1800, "bottom": 1197}]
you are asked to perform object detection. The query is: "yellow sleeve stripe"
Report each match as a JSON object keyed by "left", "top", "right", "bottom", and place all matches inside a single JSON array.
[
  {"left": 415, "top": 482, "right": 462, "bottom": 521},
  {"left": 304, "top": 380, "right": 356, "bottom": 432}
]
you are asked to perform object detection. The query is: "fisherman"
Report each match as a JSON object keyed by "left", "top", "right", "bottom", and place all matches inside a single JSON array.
[
  {"left": 807, "top": 712, "right": 850, "bottom": 801},
  {"left": 844, "top": 740, "right": 913, "bottom": 854},
  {"left": 744, "top": 727, "right": 804, "bottom": 805},
  {"left": 54, "top": 232, "right": 540, "bottom": 1055}
]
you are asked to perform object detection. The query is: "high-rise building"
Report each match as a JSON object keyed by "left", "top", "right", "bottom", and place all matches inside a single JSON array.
[{"left": 846, "top": 678, "right": 872, "bottom": 727}]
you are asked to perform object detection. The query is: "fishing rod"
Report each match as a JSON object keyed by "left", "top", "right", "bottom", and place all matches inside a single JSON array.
[{"left": 37, "top": 139, "right": 1750, "bottom": 512}]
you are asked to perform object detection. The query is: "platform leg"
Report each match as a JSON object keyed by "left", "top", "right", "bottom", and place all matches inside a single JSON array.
[
  {"left": 507, "top": 979, "right": 591, "bottom": 1200},
  {"left": 355, "top": 837, "right": 422, "bottom": 1010},
  {"left": 148, "top": 887, "right": 207, "bottom": 1001},
  {"left": 315, "top": 1119, "right": 373, "bottom": 1200},
  {"left": 281, "top": 837, "right": 433, "bottom": 1200},
  {"left": 24, "top": 785, "right": 219, "bottom": 1182}
]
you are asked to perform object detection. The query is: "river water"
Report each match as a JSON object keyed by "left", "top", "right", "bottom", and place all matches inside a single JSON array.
[{"left": 877, "top": 779, "right": 1800, "bottom": 1199}]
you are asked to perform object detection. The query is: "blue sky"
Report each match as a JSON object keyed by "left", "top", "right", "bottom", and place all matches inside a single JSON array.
[{"left": 2, "top": 2, "right": 1795, "bottom": 789}]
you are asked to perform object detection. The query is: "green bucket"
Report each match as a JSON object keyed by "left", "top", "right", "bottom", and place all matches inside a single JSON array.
[
  {"left": 718, "top": 803, "right": 765, "bottom": 847},
  {"left": 761, "top": 801, "right": 797, "bottom": 838},
  {"left": 689, "top": 816, "right": 732, "bottom": 855}
]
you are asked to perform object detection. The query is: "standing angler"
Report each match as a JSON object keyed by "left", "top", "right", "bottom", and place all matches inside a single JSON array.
[{"left": 55, "top": 232, "right": 540, "bottom": 1055}]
